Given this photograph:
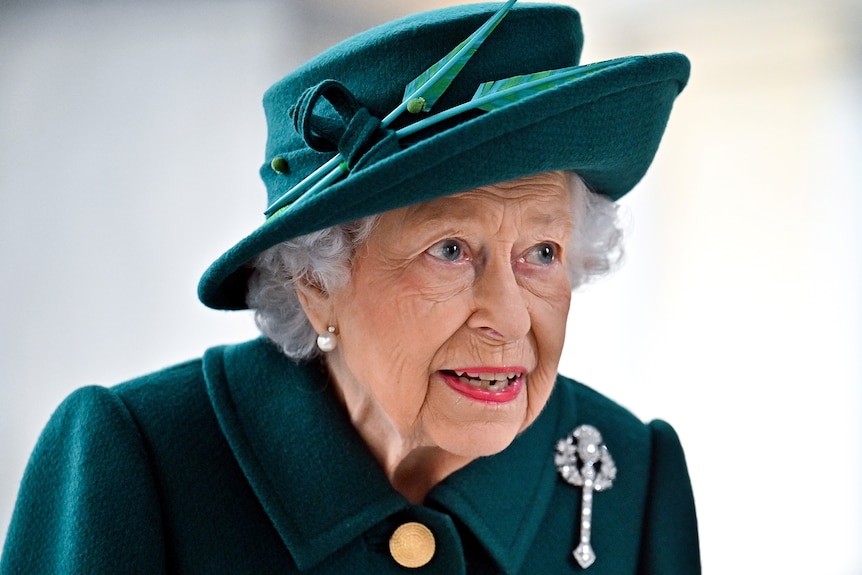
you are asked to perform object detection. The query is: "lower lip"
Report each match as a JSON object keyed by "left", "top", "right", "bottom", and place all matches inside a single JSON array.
[{"left": 440, "top": 371, "right": 524, "bottom": 404}]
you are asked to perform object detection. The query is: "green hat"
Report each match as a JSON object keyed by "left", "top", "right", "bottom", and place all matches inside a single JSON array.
[{"left": 199, "top": 1, "right": 690, "bottom": 310}]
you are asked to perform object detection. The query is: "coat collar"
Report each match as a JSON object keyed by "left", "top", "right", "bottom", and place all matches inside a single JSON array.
[
  {"left": 203, "top": 339, "right": 569, "bottom": 573},
  {"left": 427, "top": 390, "right": 564, "bottom": 573}
]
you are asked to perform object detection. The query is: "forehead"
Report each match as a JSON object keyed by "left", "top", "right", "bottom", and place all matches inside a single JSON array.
[{"left": 394, "top": 172, "right": 572, "bottom": 230}]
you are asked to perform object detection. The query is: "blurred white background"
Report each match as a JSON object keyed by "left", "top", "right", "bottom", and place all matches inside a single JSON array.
[{"left": 1, "top": 0, "right": 860, "bottom": 572}]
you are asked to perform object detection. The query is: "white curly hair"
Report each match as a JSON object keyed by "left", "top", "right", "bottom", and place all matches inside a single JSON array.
[{"left": 247, "top": 172, "right": 624, "bottom": 360}]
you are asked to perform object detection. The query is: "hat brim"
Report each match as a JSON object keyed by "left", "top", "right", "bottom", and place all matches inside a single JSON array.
[{"left": 199, "top": 52, "right": 689, "bottom": 310}]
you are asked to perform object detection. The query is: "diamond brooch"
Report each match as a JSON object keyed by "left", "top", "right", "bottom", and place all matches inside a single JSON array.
[{"left": 555, "top": 424, "right": 617, "bottom": 569}]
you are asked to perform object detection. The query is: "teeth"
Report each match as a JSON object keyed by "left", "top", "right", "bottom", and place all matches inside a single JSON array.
[
  {"left": 455, "top": 371, "right": 518, "bottom": 381},
  {"left": 452, "top": 370, "right": 521, "bottom": 391}
]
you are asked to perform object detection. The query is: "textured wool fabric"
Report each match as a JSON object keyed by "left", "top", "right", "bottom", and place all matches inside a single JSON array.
[
  {"left": 1, "top": 339, "right": 700, "bottom": 573},
  {"left": 197, "top": 2, "right": 691, "bottom": 310}
]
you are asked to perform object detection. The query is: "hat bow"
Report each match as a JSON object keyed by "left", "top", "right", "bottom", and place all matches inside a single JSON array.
[{"left": 290, "top": 80, "right": 400, "bottom": 171}]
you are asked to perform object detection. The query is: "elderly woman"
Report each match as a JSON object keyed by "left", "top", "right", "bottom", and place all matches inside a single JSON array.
[{"left": 1, "top": 2, "right": 698, "bottom": 574}]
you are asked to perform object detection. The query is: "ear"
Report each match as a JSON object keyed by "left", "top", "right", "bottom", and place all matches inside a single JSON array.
[{"left": 294, "top": 278, "right": 334, "bottom": 334}]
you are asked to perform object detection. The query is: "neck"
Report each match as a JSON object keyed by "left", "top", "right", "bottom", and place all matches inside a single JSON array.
[
  {"left": 327, "top": 370, "right": 472, "bottom": 503},
  {"left": 386, "top": 446, "right": 471, "bottom": 504}
]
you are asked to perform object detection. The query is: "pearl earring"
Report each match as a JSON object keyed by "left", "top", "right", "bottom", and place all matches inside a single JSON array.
[{"left": 316, "top": 325, "right": 337, "bottom": 352}]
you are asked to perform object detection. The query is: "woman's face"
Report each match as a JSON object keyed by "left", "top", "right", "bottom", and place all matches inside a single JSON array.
[{"left": 310, "top": 171, "right": 573, "bottom": 461}]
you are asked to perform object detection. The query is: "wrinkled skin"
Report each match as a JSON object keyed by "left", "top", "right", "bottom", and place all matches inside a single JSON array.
[{"left": 297, "top": 171, "right": 573, "bottom": 502}]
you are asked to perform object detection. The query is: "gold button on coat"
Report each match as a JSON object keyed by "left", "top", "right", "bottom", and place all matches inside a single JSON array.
[{"left": 389, "top": 522, "right": 435, "bottom": 568}]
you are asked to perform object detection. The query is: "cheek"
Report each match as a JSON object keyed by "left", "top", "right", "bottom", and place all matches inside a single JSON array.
[
  {"left": 361, "top": 259, "right": 474, "bottom": 345},
  {"left": 350, "top": 267, "right": 470, "bottom": 341},
  {"left": 544, "top": 287, "right": 572, "bottom": 340},
  {"left": 542, "top": 297, "right": 571, "bottom": 365},
  {"left": 336, "top": 267, "right": 471, "bottom": 392},
  {"left": 526, "top": 272, "right": 573, "bottom": 339},
  {"left": 527, "top": 280, "right": 572, "bottom": 400},
  {"left": 413, "top": 259, "right": 475, "bottom": 303}
]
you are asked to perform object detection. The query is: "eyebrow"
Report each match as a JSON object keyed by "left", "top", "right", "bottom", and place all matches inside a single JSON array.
[{"left": 406, "top": 204, "right": 572, "bottom": 236}]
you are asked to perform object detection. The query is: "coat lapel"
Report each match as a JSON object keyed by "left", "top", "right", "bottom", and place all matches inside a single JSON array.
[
  {"left": 427, "top": 382, "right": 565, "bottom": 574},
  {"left": 203, "top": 339, "right": 407, "bottom": 571}
]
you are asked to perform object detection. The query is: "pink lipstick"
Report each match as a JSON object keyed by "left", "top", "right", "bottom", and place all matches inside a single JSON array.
[{"left": 440, "top": 368, "right": 525, "bottom": 403}]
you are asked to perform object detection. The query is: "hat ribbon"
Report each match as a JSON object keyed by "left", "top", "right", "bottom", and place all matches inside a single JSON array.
[{"left": 290, "top": 79, "right": 400, "bottom": 171}]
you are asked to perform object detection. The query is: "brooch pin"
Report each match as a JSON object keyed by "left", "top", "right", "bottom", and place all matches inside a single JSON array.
[{"left": 555, "top": 425, "right": 617, "bottom": 569}]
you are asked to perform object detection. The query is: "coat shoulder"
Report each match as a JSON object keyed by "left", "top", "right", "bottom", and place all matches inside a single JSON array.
[
  {"left": 113, "top": 356, "right": 206, "bottom": 408},
  {"left": 555, "top": 374, "right": 653, "bottom": 451}
]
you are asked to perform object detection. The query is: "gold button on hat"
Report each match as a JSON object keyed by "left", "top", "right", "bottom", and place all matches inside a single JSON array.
[{"left": 389, "top": 521, "right": 436, "bottom": 568}]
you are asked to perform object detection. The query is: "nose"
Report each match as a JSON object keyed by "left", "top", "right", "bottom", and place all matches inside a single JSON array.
[{"left": 466, "top": 254, "right": 531, "bottom": 342}]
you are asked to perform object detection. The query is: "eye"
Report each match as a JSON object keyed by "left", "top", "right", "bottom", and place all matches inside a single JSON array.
[
  {"left": 522, "top": 243, "right": 557, "bottom": 266},
  {"left": 426, "top": 239, "right": 466, "bottom": 262}
]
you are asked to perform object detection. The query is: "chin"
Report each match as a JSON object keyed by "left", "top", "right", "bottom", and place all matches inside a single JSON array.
[{"left": 432, "top": 422, "right": 521, "bottom": 460}]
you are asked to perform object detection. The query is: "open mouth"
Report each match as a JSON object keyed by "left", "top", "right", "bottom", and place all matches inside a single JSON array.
[
  {"left": 444, "top": 370, "right": 522, "bottom": 392},
  {"left": 439, "top": 369, "right": 526, "bottom": 403}
]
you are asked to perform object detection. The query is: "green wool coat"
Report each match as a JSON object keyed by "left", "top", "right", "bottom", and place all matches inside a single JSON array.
[{"left": 1, "top": 338, "right": 699, "bottom": 574}]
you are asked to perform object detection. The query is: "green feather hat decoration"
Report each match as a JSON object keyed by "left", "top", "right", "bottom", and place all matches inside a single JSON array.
[{"left": 199, "top": 1, "right": 690, "bottom": 310}]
